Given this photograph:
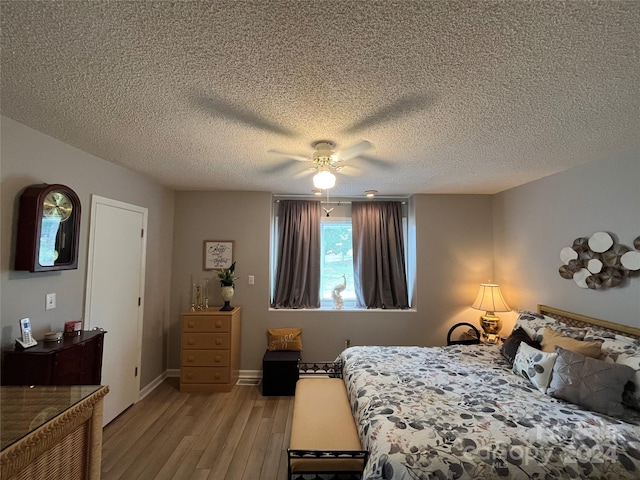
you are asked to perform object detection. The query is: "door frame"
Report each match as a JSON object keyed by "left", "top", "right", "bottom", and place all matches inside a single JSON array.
[{"left": 84, "top": 195, "right": 147, "bottom": 403}]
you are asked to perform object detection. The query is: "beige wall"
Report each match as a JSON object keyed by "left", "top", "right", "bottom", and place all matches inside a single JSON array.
[
  {"left": 494, "top": 149, "right": 640, "bottom": 329},
  {"left": 1, "top": 116, "right": 175, "bottom": 388},
  {"left": 8, "top": 115, "right": 635, "bottom": 383},
  {"left": 170, "top": 192, "right": 494, "bottom": 371}
]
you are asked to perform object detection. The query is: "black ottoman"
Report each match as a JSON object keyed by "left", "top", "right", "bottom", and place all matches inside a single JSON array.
[{"left": 262, "top": 350, "right": 301, "bottom": 396}]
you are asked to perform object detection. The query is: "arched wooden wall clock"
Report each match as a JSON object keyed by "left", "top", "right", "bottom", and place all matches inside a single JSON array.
[{"left": 15, "top": 184, "right": 81, "bottom": 272}]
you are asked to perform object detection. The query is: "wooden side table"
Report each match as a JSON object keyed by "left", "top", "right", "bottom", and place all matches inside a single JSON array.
[{"left": 1, "top": 330, "right": 105, "bottom": 386}]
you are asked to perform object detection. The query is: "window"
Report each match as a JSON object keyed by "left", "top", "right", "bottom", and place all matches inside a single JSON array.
[
  {"left": 320, "top": 218, "right": 355, "bottom": 308},
  {"left": 271, "top": 197, "right": 411, "bottom": 310}
]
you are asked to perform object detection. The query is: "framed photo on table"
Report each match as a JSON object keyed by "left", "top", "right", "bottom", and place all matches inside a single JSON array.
[{"left": 203, "top": 240, "right": 234, "bottom": 270}]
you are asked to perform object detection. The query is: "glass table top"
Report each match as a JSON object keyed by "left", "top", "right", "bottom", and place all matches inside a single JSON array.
[{"left": 1, "top": 385, "right": 103, "bottom": 450}]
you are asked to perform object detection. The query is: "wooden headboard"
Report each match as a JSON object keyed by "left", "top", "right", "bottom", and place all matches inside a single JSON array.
[{"left": 538, "top": 304, "right": 640, "bottom": 339}]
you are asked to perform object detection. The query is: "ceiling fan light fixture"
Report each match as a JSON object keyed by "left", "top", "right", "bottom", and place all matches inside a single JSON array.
[
  {"left": 365, "top": 190, "right": 377, "bottom": 197},
  {"left": 313, "top": 169, "right": 336, "bottom": 189}
]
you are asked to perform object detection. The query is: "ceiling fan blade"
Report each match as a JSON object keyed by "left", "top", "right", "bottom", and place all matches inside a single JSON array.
[
  {"left": 336, "top": 164, "right": 363, "bottom": 177},
  {"left": 355, "top": 155, "right": 394, "bottom": 170},
  {"left": 293, "top": 167, "right": 315, "bottom": 178},
  {"left": 337, "top": 140, "right": 372, "bottom": 161},
  {"left": 261, "top": 159, "right": 300, "bottom": 175},
  {"left": 267, "top": 149, "right": 310, "bottom": 162}
]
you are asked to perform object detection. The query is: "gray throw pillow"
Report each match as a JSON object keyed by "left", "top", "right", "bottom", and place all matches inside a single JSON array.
[{"left": 548, "top": 346, "right": 635, "bottom": 417}]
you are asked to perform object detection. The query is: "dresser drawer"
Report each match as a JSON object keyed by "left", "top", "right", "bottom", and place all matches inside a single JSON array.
[
  {"left": 182, "top": 333, "right": 230, "bottom": 350},
  {"left": 181, "top": 367, "right": 230, "bottom": 384},
  {"left": 182, "top": 316, "right": 230, "bottom": 333},
  {"left": 182, "top": 350, "right": 230, "bottom": 367}
]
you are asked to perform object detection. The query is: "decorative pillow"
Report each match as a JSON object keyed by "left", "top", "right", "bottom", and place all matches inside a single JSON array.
[
  {"left": 500, "top": 327, "right": 541, "bottom": 365},
  {"left": 582, "top": 328, "right": 640, "bottom": 410},
  {"left": 541, "top": 328, "right": 602, "bottom": 358},
  {"left": 603, "top": 351, "right": 640, "bottom": 411},
  {"left": 267, "top": 328, "right": 303, "bottom": 351},
  {"left": 548, "top": 346, "right": 635, "bottom": 417},
  {"left": 512, "top": 342, "right": 558, "bottom": 393},
  {"left": 513, "top": 310, "right": 587, "bottom": 342},
  {"left": 583, "top": 327, "right": 618, "bottom": 342},
  {"left": 583, "top": 328, "right": 640, "bottom": 355}
]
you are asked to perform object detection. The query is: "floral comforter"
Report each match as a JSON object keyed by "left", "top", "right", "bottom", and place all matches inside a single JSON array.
[{"left": 337, "top": 345, "right": 640, "bottom": 479}]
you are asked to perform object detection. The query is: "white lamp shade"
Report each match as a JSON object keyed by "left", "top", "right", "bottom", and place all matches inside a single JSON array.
[
  {"left": 471, "top": 283, "right": 511, "bottom": 313},
  {"left": 313, "top": 170, "right": 336, "bottom": 189}
]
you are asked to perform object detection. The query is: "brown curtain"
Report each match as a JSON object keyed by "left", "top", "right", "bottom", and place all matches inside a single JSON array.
[
  {"left": 352, "top": 201, "right": 409, "bottom": 309},
  {"left": 271, "top": 200, "right": 321, "bottom": 308}
]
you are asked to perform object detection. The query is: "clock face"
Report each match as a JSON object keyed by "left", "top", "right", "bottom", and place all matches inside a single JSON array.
[
  {"left": 43, "top": 191, "right": 73, "bottom": 221},
  {"left": 15, "top": 183, "right": 81, "bottom": 272}
]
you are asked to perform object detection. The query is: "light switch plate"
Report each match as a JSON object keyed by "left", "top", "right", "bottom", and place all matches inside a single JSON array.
[{"left": 46, "top": 293, "right": 56, "bottom": 310}]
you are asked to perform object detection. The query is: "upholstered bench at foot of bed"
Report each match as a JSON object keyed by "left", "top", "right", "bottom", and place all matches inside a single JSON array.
[{"left": 288, "top": 378, "right": 368, "bottom": 479}]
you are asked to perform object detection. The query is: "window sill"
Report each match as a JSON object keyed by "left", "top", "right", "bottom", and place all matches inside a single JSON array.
[{"left": 268, "top": 307, "right": 417, "bottom": 313}]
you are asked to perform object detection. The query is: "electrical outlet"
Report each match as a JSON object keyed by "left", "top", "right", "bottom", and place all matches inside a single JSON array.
[
  {"left": 248, "top": 275, "right": 255, "bottom": 285},
  {"left": 46, "top": 293, "right": 56, "bottom": 310}
]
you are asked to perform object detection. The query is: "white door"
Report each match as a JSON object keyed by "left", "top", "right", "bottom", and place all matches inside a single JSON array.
[{"left": 85, "top": 196, "right": 147, "bottom": 426}]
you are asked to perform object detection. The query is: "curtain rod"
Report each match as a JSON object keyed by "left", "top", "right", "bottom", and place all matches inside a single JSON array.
[
  {"left": 275, "top": 199, "right": 350, "bottom": 204},
  {"left": 274, "top": 199, "right": 406, "bottom": 205}
]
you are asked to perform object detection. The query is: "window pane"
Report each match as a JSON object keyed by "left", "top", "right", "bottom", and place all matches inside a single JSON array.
[{"left": 320, "top": 220, "right": 354, "bottom": 308}]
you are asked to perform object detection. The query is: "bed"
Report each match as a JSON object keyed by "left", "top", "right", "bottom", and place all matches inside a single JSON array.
[{"left": 337, "top": 305, "right": 640, "bottom": 479}]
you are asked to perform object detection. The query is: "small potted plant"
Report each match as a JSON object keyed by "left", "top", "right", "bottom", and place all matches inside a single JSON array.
[
  {"left": 218, "top": 261, "right": 237, "bottom": 286},
  {"left": 218, "top": 262, "right": 237, "bottom": 311}
]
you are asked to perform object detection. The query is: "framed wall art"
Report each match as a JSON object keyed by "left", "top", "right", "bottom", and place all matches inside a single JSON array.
[{"left": 203, "top": 240, "right": 234, "bottom": 270}]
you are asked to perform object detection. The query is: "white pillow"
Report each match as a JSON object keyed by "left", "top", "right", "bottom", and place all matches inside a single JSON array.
[{"left": 512, "top": 342, "right": 558, "bottom": 394}]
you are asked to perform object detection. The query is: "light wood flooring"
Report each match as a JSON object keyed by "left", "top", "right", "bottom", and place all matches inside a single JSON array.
[{"left": 101, "top": 378, "right": 294, "bottom": 480}]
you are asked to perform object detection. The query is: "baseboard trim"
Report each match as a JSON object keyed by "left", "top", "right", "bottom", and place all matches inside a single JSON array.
[
  {"left": 138, "top": 371, "right": 168, "bottom": 401},
  {"left": 138, "top": 369, "right": 261, "bottom": 400}
]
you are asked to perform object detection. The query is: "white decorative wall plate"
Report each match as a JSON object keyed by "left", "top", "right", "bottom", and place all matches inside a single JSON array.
[{"left": 558, "top": 232, "right": 639, "bottom": 290}]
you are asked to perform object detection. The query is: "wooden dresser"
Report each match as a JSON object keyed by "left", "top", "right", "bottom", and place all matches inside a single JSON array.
[{"left": 180, "top": 307, "right": 241, "bottom": 393}]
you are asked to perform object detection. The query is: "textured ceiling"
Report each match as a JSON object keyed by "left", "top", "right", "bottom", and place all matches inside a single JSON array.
[{"left": 1, "top": 1, "right": 639, "bottom": 195}]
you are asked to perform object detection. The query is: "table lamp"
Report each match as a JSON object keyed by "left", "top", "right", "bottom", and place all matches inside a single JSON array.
[{"left": 471, "top": 283, "right": 511, "bottom": 341}]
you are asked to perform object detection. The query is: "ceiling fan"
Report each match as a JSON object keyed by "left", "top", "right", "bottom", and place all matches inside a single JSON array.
[{"left": 268, "top": 140, "right": 373, "bottom": 189}]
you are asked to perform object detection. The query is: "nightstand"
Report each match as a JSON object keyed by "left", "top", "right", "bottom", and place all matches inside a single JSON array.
[{"left": 262, "top": 350, "right": 300, "bottom": 396}]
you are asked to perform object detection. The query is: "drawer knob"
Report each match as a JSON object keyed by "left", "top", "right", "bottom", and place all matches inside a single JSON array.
[
  {"left": 187, "top": 355, "right": 194, "bottom": 362},
  {"left": 215, "top": 338, "right": 222, "bottom": 345},
  {"left": 215, "top": 321, "right": 222, "bottom": 328},
  {"left": 188, "top": 339, "right": 195, "bottom": 345},
  {"left": 214, "top": 373, "right": 221, "bottom": 380},
  {"left": 186, "top": 373, "right": 193, "bottom": 379},
  {"left": 215, "top": 356, "right": 222, "bottom": 363},
  {"left": 188, "top": 321, "right": 195, "bottom": 328}
]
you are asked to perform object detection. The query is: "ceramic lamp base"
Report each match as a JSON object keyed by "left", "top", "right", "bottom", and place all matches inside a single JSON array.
[{"left": 480, "top": 312, "right": 502, "bottom": 335}]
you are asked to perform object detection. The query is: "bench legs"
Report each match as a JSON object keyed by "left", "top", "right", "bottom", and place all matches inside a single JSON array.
[{"left": 287, "top": 449, "right": 369, "bottom": 480}]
